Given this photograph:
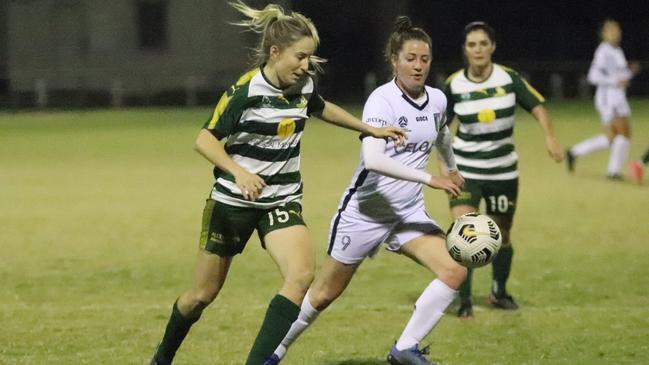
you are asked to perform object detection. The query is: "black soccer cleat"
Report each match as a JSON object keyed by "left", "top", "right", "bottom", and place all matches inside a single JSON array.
[
  {"left": 488, "top": 292, "right": 519, "bottom": 310},
  {"left": 457, "top": 300, "right": 474, "bottom": 319},
  {"left": 566, "top": 148, "right": 576, "bottom": 173}
]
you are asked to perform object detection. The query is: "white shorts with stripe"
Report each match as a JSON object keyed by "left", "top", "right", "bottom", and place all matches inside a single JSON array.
[{"left": 327, "top": 205, "right": 444, "bottom": 265}]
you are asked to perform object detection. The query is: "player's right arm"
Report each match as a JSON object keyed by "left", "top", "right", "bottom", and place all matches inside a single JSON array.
[
  {"left": 198, "top": 88, "right": 266, "bottom": 201},
  {"left": 194, "top": 130, "right": 265, "bottom": 201},
  {"left": 361, "top": 93, "right": 460, "bottom": 197},
  {"left": 362, "top": 138, "right": 460, "bottom": 197}
]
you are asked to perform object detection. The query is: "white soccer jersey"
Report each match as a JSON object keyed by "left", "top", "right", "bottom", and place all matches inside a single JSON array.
[
  {"left": 588, "top": 42, "right": 632, "bottom": 123},
  {"left": 327, "top": 80, "right": 447, "bottom": 263},
  {"left": 336, "top": 80, "right": 447, "bottom": 220}
]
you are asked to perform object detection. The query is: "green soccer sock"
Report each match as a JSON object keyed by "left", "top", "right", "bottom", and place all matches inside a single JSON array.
[
  {"left": 492, "top": 246, "right": 514, "bottom": 296},
  {"left": 155, "top": 301, "right": 201, "bottom": 364},
  {"left": 245, "top": 294, "right": 300, "bottom": 365},
  {"left": 458, "top": 267, "right": 473, "bottom": 303}
]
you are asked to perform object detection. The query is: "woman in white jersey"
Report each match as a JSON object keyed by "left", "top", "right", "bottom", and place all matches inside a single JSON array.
[
  {"left": 566, "top": 19, "right": 641, "bottom": 179},
  {"left": 149, "top": 3, "right": 405, "bottom": 365},
  {"left": 266, "top": 17, "right": 466, "bottom": 365}
]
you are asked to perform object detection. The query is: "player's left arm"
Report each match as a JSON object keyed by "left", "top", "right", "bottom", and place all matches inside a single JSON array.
[
  {"left": 312, "top": 101, "right": 406, "bottom": 145},
  {"left": 435, "top": 125, "right": 464, "bottom": 187},
  {"left": 530, "top": 105, "right": 564, "bottom": 162},
  {"left": 510, "top": 69, "right": 564, "bottom": 162}
]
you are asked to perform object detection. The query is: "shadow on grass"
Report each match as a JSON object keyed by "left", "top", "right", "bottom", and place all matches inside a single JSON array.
[{"left": 322, "top": 359, "right": 386, "bottom": 365}]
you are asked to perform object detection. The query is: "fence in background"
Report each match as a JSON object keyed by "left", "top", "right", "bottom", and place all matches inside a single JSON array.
[{"left": 1, "top": 61, "right": 648, "bottom": 108}]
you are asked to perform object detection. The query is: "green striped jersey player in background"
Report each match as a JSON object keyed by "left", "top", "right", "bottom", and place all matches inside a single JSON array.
[
  {"left": 442, "top": 21, "right": 564, "bottom": 319},
  {"left": 149, "top": 2, "right": 405, "bottom": 365}
]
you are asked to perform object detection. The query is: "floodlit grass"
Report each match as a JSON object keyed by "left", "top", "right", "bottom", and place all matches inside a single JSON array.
[{"left": 1, "top": 100, "right": 648, "bottom": 364}]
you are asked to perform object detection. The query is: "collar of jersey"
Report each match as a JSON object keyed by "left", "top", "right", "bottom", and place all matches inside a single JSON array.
[{"left": 393, "top": 79, "right": 429, "bottom": 111}]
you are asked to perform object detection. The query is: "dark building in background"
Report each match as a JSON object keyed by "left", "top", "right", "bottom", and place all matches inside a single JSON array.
[
  {"left": 296, "top": 0, "right": 649, "bottom": 102},
  {"left": 0, "top": 0, "right": 8, "bottom": 97},
  {"left": 1, "top": 0, "right": 648, "bottom": 107}
]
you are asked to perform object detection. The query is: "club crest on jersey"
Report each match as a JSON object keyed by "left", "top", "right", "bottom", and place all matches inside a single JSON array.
[
  {"left": 478, "top": 109, "right": 496, "bottom": 124},
  {"left": 277, "top": 118, "right": 296, "bottom": 139},
  {"left": 433, "top": 113, "right": 442, "bottom": 131},
  {"left": 398, "top": 116, "right": 408, "bottom": 128}
]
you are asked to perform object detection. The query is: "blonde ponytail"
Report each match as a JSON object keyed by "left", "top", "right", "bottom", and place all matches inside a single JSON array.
[{"left": 229, "top": 1, "right": 326, "bottom": 73}]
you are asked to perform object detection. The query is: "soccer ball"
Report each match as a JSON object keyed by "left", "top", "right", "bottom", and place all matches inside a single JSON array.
[{"left": 446, "top": 213, "right": 502, "bottom": 268}]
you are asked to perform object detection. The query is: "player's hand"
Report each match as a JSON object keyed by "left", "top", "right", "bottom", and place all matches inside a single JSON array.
[
  {"left": 369, "top": 126, "right": 407, "bottom": 146},
  {"left": 448, "top": 170, "right": 465, "bottom": 189},
  {"left": 233, "top": 168, "right": 266, "bottom": 201},
  {"left": 617, "top": 79, "right": 630, "bottom": 89},
  {"left": 545, "top": 135, "right": 564, "bottom": 162},
  {"left": 427, "top": 175, "right": 462, "bottom": 197},
  {"left": 629, "top": 61, "right": 642, "bottom": 75}
]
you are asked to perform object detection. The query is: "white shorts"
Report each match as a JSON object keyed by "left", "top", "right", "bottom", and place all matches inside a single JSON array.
[
  {"left": 327, "top": 206, "right": 444, "bottom": 265},
  {"left": 595, "top": 90, "right": 631, "bottom": 124}
]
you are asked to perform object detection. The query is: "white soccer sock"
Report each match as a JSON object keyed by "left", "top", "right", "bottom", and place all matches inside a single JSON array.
[
  {"left": 395, "top": 279, "right": 457, "bottom": 351},
  {"left": 570, "top": 134, "right": 610, "bottom": 157},
  {"left": 273, "top": 290, "right": 320, "bottom": 360},
  {"left": 608, "top": 135, "right": 630, "bottom": 175}
]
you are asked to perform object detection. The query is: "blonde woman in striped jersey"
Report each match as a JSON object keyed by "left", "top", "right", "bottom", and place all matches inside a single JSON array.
[
  {"left": 149, "top": 2, "right": 405, "bottom": 364},
  {"left": 443, "top": 21, "right": 564, "bottom": 318}
]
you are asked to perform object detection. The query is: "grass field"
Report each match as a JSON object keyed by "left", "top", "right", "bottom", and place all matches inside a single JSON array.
[{"left": 1, "top": 100, "right": 648, "bottom": 365}]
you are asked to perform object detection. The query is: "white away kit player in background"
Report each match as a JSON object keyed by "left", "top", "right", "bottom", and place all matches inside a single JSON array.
[{"left": 567, "top": 19, "right": 642, "bottom": 179}]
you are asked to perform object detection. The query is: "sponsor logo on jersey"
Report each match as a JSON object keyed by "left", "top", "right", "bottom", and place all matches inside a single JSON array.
[
  {"left": 261, "top": 96, "right": 272, "bottom": 107},
  {"left": 393, "top": 141, "right": 433, "bottom": 154},
  {"left": 366, "top": 117, "right": 389, "bottom": 127},
  {"left": 296, "top": 96, "right": 308, "bottom": 108},
  {"left": 461, "top": 93, "right": 471, "bottom": 100},
  {"left": 398, "top": 116, "right": 408, "bottom": 128},
  {"left": 416, "top": 115, "right": 428, "bottom": 122}
]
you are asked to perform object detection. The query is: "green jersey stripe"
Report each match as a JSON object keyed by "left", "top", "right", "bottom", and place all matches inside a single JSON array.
[
  {"left": 247, "top": 94, "right": 311, "bottom": 110},
  {"left": 239, "top": 119, "right": 306, "bottom": 136},
  {"left": 453, "top": 144, "right": 514, "bottom": 159},
  {"left": 451, "top": 84, "right": 515, "bottom": 103},
  {"left": 456, "top": 127, "right": 513, "bottom": 142},
  {"left": 457, "top": 106, "right": 516, "bottom": 124},
  {"left": 457, "top": 161, "right": 518, "bottom": 174},
  {"left": 225, "top": 142, "right": 301, "bottom": 162},
  {"left": 219, "top": 171, "right": 302, "bottom": 186}
]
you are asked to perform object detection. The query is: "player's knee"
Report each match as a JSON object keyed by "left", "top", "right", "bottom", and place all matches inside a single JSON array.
[
  {"left": 190, "top": 287, "right": 220, "bottom": 311},
  {"left": 308, "top": 285, "right": 341, "bottom": 311},
  {"left": 438, "top": 263, "right": 467, "bottom": 289},
  {"left": 284, "top": 268, "right": 315, "bottom": 294}
]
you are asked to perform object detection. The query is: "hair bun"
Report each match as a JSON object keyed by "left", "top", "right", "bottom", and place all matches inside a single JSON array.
[{"left": 394, "top": 16, "right": 412, "bottom": 33}]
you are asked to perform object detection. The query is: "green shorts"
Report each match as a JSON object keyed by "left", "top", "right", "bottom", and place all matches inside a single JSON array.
[
  {"left": 449, "top": 178, "right": 518, "bottom": 216},
  {"left": 198, "top": 199, "right": 306, "bottom": 257}
]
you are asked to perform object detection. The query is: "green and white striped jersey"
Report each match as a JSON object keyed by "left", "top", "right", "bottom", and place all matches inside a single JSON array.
[
  {"left": 204, "top": 67, "right": 325, "bottom": 208},
  {"left": 444, "top": 64, "right": 545, "bottom": 181}
]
